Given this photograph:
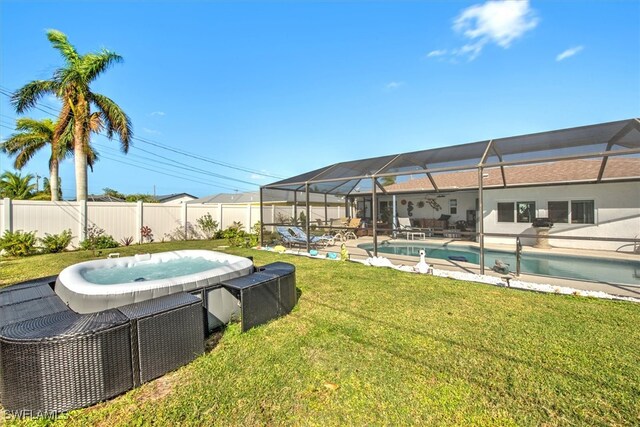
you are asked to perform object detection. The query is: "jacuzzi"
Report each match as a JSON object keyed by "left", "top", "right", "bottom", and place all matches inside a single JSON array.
[{"left": 55, "top": 250, "right": 254, "bottom": 325}]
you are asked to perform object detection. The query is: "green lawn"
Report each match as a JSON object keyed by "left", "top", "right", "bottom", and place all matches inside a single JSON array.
[{"left": 2, "top": 241, "right": 639, "bottom": 426}]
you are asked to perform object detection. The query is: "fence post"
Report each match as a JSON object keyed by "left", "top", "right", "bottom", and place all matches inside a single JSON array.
[
  {"left": 136, "top": 200, "right": 143, "bottom": 243},
  {"left": 2, "top": 198, "right": 12, "bottom": 233},
  {"left": 78, "top": 199, "right": 87, "bottom": 242},
  {"left": 182, "top": 202, "right": 188, "bottom": 238},
  {"left": 218, "top": 203, "right": 223, "bottom": 230}
]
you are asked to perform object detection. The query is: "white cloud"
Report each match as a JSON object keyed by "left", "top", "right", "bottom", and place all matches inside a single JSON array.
[
  {"left": 250, "top": 173, "right": 267, "bottom": 180},
  {"left": 427, "top": 49, "right": 448, "bottom": 57},
  {"left": 149, "top": 111, "right": 165, "bottom": 117},
  {"left": 428, "top": 0, "right": 538, "bottom": 62},
  {"left": 385, "top": 81, "right": 405, "bottom": 90},
  {"left": 556, "top": 45, "right": 584, "bottom": 61},
  {"left": 142, "top": 127, "right": 162, "bottom": 135}
]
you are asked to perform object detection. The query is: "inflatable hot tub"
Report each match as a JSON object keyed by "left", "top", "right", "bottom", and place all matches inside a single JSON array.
[{"left": 55, "top": 250, "right": 254, "bottom": 314}]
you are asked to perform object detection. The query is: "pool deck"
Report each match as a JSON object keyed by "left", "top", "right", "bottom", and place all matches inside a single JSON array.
[{"left": 312, "top": 236, "right": 640, "bottom": 300}]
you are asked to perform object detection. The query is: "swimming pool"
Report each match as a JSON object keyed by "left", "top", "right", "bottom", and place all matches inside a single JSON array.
[{"left": 357, "top": 242, "right": 640, "bottom": 286}]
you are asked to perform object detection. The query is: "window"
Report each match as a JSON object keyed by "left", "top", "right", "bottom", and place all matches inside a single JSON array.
[
  {"left": 548, "top": 201, "right": 568, "bottom": 223},
  {"left": 517, "top": 201, "right": 535, "bottom": 223},
  {"left": 571, "top": 200, "right": 595, "bottom": 224},
  {"left": 497, "top": 202, "right": 514, "bottom": 222},
  {"left": 449, "top": 199, "right": 457, "bottom": 215}
]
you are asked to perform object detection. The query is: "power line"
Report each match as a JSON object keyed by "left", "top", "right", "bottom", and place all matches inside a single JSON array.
[
  {"left": 0, "top": 86, "right": 283, "bottom": 179},
  {"left": 98, "top": 153, "right": 246, "bottom": 193},
  {"left": 94, "top": 143, "right": 253, "bottom": 192},
  {"left": 0, "top": 100, "right": 262, "bottom": 187}
]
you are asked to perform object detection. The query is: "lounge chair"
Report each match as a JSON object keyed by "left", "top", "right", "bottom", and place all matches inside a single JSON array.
[
  {"left": 276, "top": 226, "right": 307, "bottom": 248},
  {"left": 397, "top": 217, "right": 428, "bottom": 239},
  {"left": 289, "top": 226, "right": 335, "bottom": 247}
]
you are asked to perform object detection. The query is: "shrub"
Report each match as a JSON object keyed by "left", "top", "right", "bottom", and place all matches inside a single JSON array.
[
  {"left": 223, "top": 222, "right": 259, "bottom": 248},
  {"left": 80, "top": 224, "right": 119, "bottom": 253},
  {"left": 196, "top": 213, "right": 219, "bottom": 239},
  {"left": 120, "top": 236, "right": 135, "bottom": 246},
  {"left": 0, "top": 230, "right": 38, "bottom": 257},
  {"left": 140, "top": 225, "right": 154, "bottom": 243},
  {"left": 40, "top": 229, "right": 73, "bottom": 253}
]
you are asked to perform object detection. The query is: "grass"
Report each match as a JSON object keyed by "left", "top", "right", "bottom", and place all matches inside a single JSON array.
[{"left": 2, "top": 241, "right": 640, "bottom": 426}]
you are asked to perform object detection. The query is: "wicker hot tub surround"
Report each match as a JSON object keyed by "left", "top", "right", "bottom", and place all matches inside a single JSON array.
[{"left": 0, "top": 261, "right": 296, "bottom": 416}]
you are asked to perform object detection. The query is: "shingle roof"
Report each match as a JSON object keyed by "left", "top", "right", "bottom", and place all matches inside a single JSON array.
[{"left": 384, "top": 158, "right": 640, "bottom": 193}]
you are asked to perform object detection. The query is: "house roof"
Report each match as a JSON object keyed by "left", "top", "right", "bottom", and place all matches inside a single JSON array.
[
  {"left": 192, "top": 189, "right": 344, "bottom": 204},
  {"left": 265, "top": 118, "right": 640, "bottom": 195},
  {"left": 384, "top": 158, "right": 640, "bottom": 193},
  {"left": 156, "top": 193, "right": 197, "bottom": 203},
  {"left": 87, "top": 194, "right": 126, "bottom": 202}
]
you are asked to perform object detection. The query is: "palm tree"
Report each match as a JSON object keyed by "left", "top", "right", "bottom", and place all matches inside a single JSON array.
[
  {"left": 1, "top": 118, "right": 61, "bottom": 200},
  {"left": 0, "top": 117, "right": 102, "bottom": 201},
  {"left": 42, "top": 177, "right": 62, "bottom": 200},
  {"left": 0, "top": 171, "right": 36, "bottom": 199},
  {"left": 11, "top": 29, "right": 132, "bottom": 201}
]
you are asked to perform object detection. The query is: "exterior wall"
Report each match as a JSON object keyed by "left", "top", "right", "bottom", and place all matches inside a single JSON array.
[
  {"left": 482, "top": 181, "right": 640, "bottom": 251},
  {"left": 160, "top": 195, "right": 196, "bottom": 204},
  {"left": 378, "top": 192, "right": 477, "bottom": 225},
  {"left": 374, "top": 181, "right": 639, "bottom": 252}
]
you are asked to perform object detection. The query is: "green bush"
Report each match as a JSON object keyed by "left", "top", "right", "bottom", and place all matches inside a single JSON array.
[
  {"left": 40, "top": 229, "right": 73, "bottom": 253},
  {"left": 80, "top": 224, "right": 119, "bottom": 252},
  {"left": 223, "top": 222, "right": 259, "bottom": 248},
  {"left": 196, "top": 213, "right": 219, "bottom": 239},
  {"left": 0, "top": 230, "right": 38, "bottom": 257}
]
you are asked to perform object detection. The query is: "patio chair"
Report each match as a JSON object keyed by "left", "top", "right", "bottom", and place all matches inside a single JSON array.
[
  {"left": 329, "top": 218, "right": 349, "bottom": 242},
  {"left": 276, "top": 226, "right": 307, "bottom": 248},
  {"left": 397, "top": 217, "right": 428, "bottom": 239},
  {"left": 289, "top": 226, "right": 335, "bottom": 247},
  {"left": 343, "top": 217, "right": 361, "bottom": 240}
]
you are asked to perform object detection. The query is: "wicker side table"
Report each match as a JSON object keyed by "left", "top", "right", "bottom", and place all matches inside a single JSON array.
[{"left": 117, "top": 293, "right": 205, "bottom": 386}]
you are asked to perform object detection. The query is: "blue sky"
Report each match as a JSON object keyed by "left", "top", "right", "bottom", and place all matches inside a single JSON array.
[{"left": 1, "top": 1, "right": 639, "bottom": 199}]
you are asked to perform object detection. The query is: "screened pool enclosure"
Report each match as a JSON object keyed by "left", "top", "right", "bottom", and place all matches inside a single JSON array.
[{"left": 259, "top": 118, "right": 640, "bottom": 278}]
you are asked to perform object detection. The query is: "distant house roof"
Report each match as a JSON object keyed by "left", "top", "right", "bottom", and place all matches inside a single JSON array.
[
  {"left": 156, "top": 193, "right": 197, "bottom": 203},
  {"left": 87, "top": 194, "right": 126, "bottom": 202},
  {"left": 384, "top": 158, "right": 640, "bottom": 193},
  {"left": 192, "top": 189, "right": 344, "bottom": 204}
]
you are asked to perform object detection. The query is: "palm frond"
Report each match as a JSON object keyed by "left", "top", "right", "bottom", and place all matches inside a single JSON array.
[
  {"left": 87, "top": 146, "right": 99, "bottom": 172},
  {"left": 90, "top": 93, "right": 132, "bottom": 152},
  {"left": 1, "top": 135, "right": 48, "bottom": 169},
  {"left": 11, "top": 80, "right": 57, "bottom": 114},
  {"left": 15, "top": 117, "right": 55, "bottom": 135},
  {"left": 46, "top": 29, "right": 80, "bottom": 64},
  {"left": 81, "top": 51, "right": 123, "bottom": 82},
  {"left": 89, "top": 111, "right": 105, "bottom": 133}
]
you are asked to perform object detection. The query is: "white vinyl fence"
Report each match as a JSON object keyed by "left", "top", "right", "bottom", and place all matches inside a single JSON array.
[{"left": 0, "top": 199, "right": 344, "bottom": 247}]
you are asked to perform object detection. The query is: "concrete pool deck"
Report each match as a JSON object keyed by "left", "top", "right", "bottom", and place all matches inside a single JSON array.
[{"left": 306, "top": 236, "right": 640, "bottom": 300}]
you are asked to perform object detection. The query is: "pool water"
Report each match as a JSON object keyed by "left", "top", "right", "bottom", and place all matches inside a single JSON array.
[
  {"left": 358, "top": 242, "right": 640, "bottom": 285},
  {"left": 82, "top": 257, "right": 226, "bottom": 284}
]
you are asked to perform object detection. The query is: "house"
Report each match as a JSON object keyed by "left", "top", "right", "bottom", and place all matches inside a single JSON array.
[
  {"left": 263, "top": 118, "right": 640, "bottom": 253},
  {"left": 156, "top": 193, "right": 198, "bottom": 204}
]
